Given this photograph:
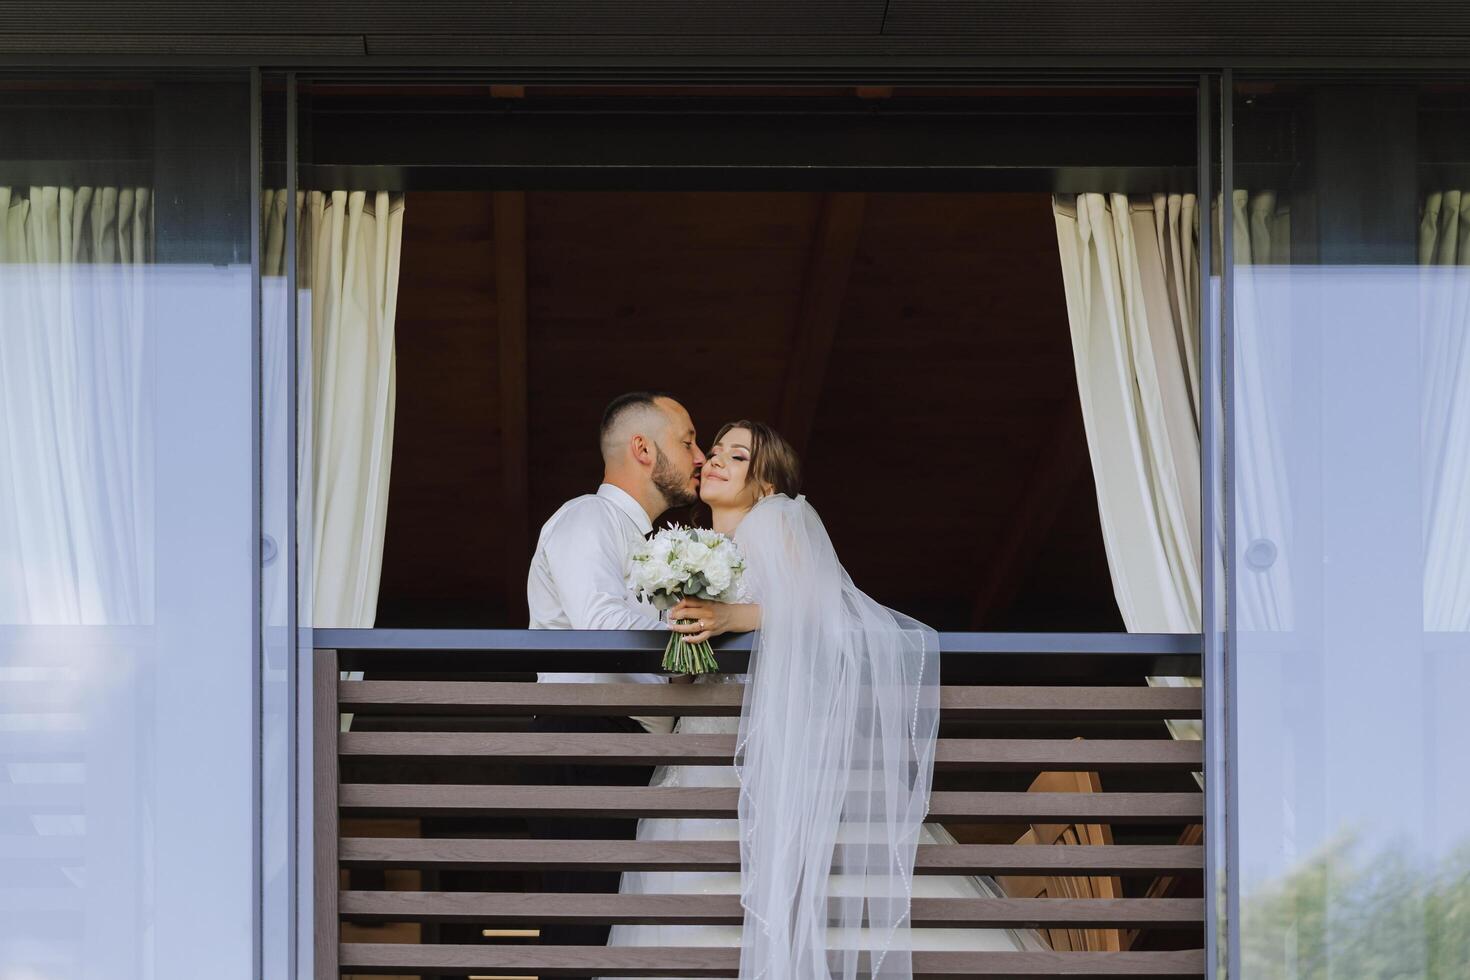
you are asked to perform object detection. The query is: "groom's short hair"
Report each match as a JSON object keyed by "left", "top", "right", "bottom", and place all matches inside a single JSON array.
[{"left": 601, "top": 390, "right": 678, "bottom": 457}]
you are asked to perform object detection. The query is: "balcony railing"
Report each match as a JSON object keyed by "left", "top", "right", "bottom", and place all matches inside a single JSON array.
[{"left": 314, "top": 629, "right": 1205, "bottom": 978}]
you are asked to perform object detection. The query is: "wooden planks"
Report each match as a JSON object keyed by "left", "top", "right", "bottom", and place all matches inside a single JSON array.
[
  {"left": 312, "top": 649, "right": 340, "bottom": 980},
  {"left": 339, "top": 943, "right": 1208, "bottom": 977},
  {"left": 339, "top": 837, "right": 1204, "bottom": 876},
  {"left": 323, "top": 639, "right": 1207, "bottom": 978},
  {"left": 339, "top": 680, "right": 1202, "bottom": 719},
  {"left": 378, "top": 189, "right": 1124, "bottom": 631},
  {"left": 777, "top": 191, "right": 868, "bottom": 457},
  {"left": 972, "top": 404, "right": 1090, "bottom": 627},
  {"left": 377, "top": 192, "right": 502, "bottom": 621},
  {"left": 340, "top": 890, "right": 1204, "bottom": 929},
  {"left": 340, "top": 784, "right": 1204, "bottom": 822},
  {"left": 493, "top": 187, "right": 530, "bottom": 624},
  {"left": 339, "top": 732, "right": 1204, "bottom": 770}
]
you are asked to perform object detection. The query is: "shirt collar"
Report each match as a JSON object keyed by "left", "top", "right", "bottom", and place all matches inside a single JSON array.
[{"left": 597, "top": 483, "right": 654, "bottom": 536}]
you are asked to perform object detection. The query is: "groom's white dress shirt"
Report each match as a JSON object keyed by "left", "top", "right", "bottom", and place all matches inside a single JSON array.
[{"left": 528, "top": 482, "right": 671, "bottom": 734}]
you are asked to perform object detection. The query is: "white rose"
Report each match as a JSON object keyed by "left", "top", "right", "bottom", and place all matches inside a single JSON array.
[
  {"left": 652, "top": 562, "right": 683, "bottom": 592},
  {"left": 703, "top": 561, "right": 733, "bottom": 595},
  {"left": 680, "top": 540, "right": 713, "bottom": 573}
]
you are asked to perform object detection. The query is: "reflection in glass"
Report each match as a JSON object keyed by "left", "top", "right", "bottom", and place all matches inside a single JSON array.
[
  {"left": 260, "top": 70, "right": 293, "bottom": 980},
  {"left": 0, "top": 187, "right": 154, "bottom": 626},
  {"left": 262, "top": 188, "right": 404, "bottom": 630},
  {"left": 1417, "top": 190, "right": 1470, "bottom": 633},
  {"left": 0, "top": 76, "right": 256, "bottom": 979},
  {"left": 1231, "top": 81, "right": 1470, "bottom": 979}
]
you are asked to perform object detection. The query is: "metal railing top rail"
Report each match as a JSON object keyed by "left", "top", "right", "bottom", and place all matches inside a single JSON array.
[{"left": 314, "top": 628, "right": 1202, "bottom": 655}]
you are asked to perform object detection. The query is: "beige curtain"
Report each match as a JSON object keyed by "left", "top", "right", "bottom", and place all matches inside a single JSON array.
[
  {"left": 1053, "top": 193, "right": 1202, "bottom": 634},
  {"left": 0, "top": 186, "right": 154, "bottom": 625},
  {"left": 1054, "top": 191, "right": 1293, "bottom": 760},
  {"left": 262, "top": 190, "right": 403, "bottom": 735},
  {"left": 1417, "top": 191, "right": 1470, "bottom": 631},
  {"left": 1054, "top": 192, "right": 1203, "bottom": 760},
  {"left": 261, "top": 189, "right": 404, "bottom": 630}
]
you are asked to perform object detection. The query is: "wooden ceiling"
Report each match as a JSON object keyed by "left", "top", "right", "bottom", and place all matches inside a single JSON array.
[{"left": 376, "top": 188, "right": 1123, "bottom": 632}]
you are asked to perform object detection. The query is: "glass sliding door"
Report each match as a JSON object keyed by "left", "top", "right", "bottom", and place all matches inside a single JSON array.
[
  {"left": 1228, "top": 79, "right": 1470, "bottom": 978},
  {"left": 0, "top": 73, "right": 259, "bottom": 979}
]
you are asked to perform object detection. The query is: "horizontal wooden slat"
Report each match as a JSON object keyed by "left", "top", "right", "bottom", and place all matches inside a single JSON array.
[
  {"left": 339, "top": 785, "right": 1203, "bottom": 822},
  {"left": 339, "top": 680, "right": 1202, "bottom": 720},
  {"left": 339, "top": 942, "right": 1207, "bottom": 977},
  {"left": 340, "top": 890, "right": 1204, "bottom": 929},
  {"left": 339, "top": 837, "right": 1205, "bottom": 876},
  {"left": 340, "top": 732, "right": 1201, "bottom": 770}
]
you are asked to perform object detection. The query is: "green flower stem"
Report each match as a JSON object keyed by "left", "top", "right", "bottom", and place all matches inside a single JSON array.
[{"left": 663, "top": 620, "right": 720, "bottom": 675}]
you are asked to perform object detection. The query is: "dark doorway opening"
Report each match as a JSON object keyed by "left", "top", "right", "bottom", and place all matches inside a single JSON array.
[{"left": 286, "top": 82, "right": 1199, "bottom": 632}]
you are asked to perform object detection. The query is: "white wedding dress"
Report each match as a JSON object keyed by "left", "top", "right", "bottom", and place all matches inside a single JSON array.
[{"left": 605, "top": 496, "right": 1044, "bottom": 977}]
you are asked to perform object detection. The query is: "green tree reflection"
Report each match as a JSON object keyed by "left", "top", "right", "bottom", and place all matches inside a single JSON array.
[{"left": 1241, "top": 836, "right": 1470, "bottom": 978}]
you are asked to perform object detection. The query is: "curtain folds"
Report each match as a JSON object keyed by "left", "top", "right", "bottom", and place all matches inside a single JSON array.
[
  {"left": 1054, "top": 190, "right": 1294, "bottom": 760},
  {"left": 261, "top": 189, "right": 405, "bottom": 631},
  {"left": 0, "top": 186, "right": 154, "bottom": 625},
  {"left": 1417, "top": 190, "right": 1470, "bottom": 631},
  {"left": 1052, "top": 193, "right": 1202, "bottom": 635},
  {"left": 1227, "top": 191, "right": 1295, "bottom": 634}
]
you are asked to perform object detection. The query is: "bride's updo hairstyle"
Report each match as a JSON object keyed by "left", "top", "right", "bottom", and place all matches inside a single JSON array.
[{"left": 714, "top": 419, "right": 801, "bottom": 500}]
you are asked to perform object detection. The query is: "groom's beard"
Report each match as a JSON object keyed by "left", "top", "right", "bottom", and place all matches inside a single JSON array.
[{"left": 652, "top": 444, "right": 698, "bottom": 509}]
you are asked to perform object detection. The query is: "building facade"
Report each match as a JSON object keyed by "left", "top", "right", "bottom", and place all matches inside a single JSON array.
[{"left": 2, "top": 5, "right": 1469, "bottom": 978}]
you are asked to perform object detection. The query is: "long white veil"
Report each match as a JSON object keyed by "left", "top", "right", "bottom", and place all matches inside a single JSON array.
[{"left": 733, "top": 494, "right": 941, "bottom": 980}]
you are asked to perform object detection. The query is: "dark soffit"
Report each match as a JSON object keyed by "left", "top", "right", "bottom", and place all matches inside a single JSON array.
[{"left": 1, "top": 0, "right": 1470, "bottom": 63}]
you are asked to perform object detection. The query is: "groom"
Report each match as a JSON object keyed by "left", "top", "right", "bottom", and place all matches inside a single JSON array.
[{"left": 525, "top": 390, "right": 704, "bottom": 957}]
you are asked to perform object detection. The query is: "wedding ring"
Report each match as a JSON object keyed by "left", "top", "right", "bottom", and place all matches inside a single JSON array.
[{"left": 697, "top": 620, "right": 705, "bottom": 630}]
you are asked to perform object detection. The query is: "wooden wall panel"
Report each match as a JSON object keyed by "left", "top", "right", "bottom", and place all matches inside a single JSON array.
[
  {"left": 806, "top": 192, "right": 1117, "bottom": 627},
  {"left": 375, "top": 189, "right": 1123, "bottom": 631},
  {"left": 524, "top": 191, "right": 821, "bottom": 524},
  {"left": 377, "top": 191, "right": 502, "bottom": 626}
]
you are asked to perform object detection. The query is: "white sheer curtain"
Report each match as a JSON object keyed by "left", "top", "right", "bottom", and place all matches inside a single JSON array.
[
  {"left": 1417, "top": 190, "right": 1470, "bottom": 631},
  {"left": 0, "top": 186, "right": 154, "bottom": 625},
  {"left": 1227, "top": 191, "right": 1295, "bottom": 634},
  {"left": 261, "top": 189, "right": 404, "bottom": 630}
]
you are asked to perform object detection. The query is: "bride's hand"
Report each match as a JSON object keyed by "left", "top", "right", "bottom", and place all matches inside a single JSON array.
[{"left": 668, "top": 599, "right": 761, "bottom": 645}]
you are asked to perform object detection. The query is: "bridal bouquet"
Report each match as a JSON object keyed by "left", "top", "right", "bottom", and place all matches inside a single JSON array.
[{"left": 628, "top": 526, "right": 745, "bottom": 674}]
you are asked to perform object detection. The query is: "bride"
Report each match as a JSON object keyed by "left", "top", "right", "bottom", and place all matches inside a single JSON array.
[{"left": 606, "top": 420, "right": 1044, "bottom": 980}]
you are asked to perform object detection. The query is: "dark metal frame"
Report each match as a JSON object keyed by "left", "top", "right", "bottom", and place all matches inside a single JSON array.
[
  {"left": 5, "top": 54, "right": 1470, "bottom": 73},
  {"left": 313, "top": 630, "right": 1204, "bottom": 688},
  {"left": 312, "top": 628, "right": 1201, "bottom": 654},
  {"left": 1197, "top": 70, "right": 1227, "bottom": 980},
  {"left": 248, "top": 65, "right": 264, "bottom": 980},
  {"left": 1217, "top": 69, "right": 1241, "bottom": 980},
  {"left": 287, "top": 87, "right": 1202, "bottom": 193}
]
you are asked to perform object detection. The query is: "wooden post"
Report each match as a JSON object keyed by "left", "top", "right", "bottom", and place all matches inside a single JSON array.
[{"left": 313, "top": 648, "right": 340, "bottom": 980}]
